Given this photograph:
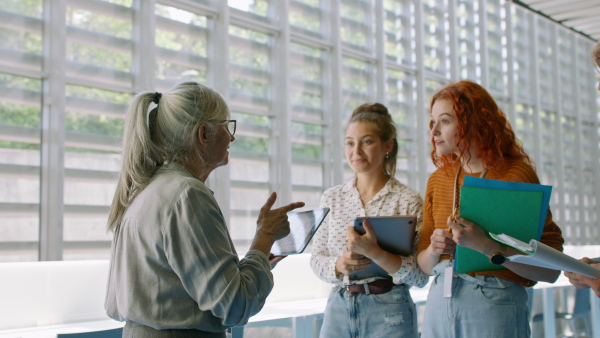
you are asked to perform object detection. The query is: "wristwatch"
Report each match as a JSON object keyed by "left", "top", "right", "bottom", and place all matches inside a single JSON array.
[{"left": 490, "top": 245, "right": 507, "bottom": 265}]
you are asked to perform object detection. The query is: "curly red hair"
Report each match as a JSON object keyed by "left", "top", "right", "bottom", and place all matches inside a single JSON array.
[{"left": 429, "top": 81, "right": 532, "bottom": 171}]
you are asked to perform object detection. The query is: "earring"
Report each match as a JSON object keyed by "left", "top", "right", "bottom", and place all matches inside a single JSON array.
[{"left": 385, "top": 152, "right": 389, "bottom": 159}]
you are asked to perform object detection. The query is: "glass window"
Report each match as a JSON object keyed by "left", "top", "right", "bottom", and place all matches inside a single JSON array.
[
  {"left": 386, "top": 69, "right": 417, "bottom": 187},
  {"left": 537, "top": 19, "right": 555, "bottom": 110},
  {"left": 290, "top": 43, "right": 329, "bottom": 208},
  {"left": 0, "top": 0, "right": 44, "bottom": 262},
  {"left": 155, "top": 5, "right": 208, "bottom": 84},
  {"left": 0, "top": 75, "right": 42, "bottom": 262},
  {"left": 342, "top": 56, "right": 372, "bottom": 121},
  {"left": 423, "top": 0, "right": 450, "bottom": 77},
  {"left": 229, "top": 0, "right": 270, "bottom": 18},
  {"left": 456, "top": 0, "right": 480, "bottom": 81},
  {"left": 229, "top": 25, "right": 272, "bottom": 113},
  {"left": 340, "top": 0, "right": 373, "bottom": 51},
  {"left": 290, "top": 0, "right": 327, "bottom": 38},
  {"left": 558, "top": 29, "right": 575, "bottom": 115},
  {"left": 62, "top": 1, "right": 133, "bottom": 260},
  {"left": 384, "top": 0, "right": 414, "bottom": 66},
  {"left": 228, "top": 25, "right": 274, "bottom": 253},
  {"left": 0, "top": 0, "right": 598, "bottom": 261},
  {"left": 561, "top": 116, "right": 578, "bottom": 239},
  {"left": 486, "top": 0, "right": 507, "bottom": 95},
  {"left": 512, "top": 6, "right": 533, "bottom": 103}
]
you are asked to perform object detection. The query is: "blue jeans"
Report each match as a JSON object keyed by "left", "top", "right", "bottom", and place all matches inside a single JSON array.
[
  {"left": 421, "top": 260, "right": 530, "bottom": 338},
  {"left": 123, "top": 321, "right": 226, "bottom": 337},
  {"left": 319, "top": 284, "right": 418, "bottom": 338}
]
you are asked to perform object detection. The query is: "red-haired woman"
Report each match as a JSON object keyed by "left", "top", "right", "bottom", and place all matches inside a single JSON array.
[{"left": 417, "top": 80, "right": 564, "bottom": 337}]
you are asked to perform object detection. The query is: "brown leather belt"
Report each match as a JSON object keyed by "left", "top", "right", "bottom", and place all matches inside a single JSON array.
[{"left": 345, "top": 278, "right": 395, "bottom": 295}]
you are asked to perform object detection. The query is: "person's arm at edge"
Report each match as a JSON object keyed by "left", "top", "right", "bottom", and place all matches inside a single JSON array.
[
  {"left": 565, "top": 258, "right": 600, "bottom": 297},
  {"left": 389, "top": 194, "right": 430, "bottom": 287},
  {"left": 309, "top": 191, "right": 342, "bottom": 284},
  {"left": 417, "top": 178, "right": 444, "bottom": 275}
]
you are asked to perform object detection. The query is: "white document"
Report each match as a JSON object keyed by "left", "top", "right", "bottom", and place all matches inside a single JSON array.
[{"left": 490, "top": 232, "right": 600, "bottom": 279}]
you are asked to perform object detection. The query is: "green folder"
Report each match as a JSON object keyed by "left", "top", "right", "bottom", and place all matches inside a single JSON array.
[{"left": 455, "top": 186, "right": 544, "bottom": 274}]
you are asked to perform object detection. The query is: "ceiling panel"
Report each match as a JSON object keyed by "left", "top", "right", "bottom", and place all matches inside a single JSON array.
[{"left": 514, "top": 0, "right": 600, "bottom": 41}]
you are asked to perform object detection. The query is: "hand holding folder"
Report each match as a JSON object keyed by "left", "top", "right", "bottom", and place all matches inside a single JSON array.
[
  {"left": 455, "top": 178, "right": 551, "bottom": 274},
  {"left": 490, "top": 233, "right": 600, "bottom": 279}
]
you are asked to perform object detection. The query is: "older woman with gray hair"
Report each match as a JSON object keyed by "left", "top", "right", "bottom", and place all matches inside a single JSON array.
[{"left": 105, "top": 81, "right": 304, "bottom": 337}]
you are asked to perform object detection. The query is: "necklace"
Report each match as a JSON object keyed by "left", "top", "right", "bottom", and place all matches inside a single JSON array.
[{"left": 452, "top": 164, "right": 488, "bottom": 221}]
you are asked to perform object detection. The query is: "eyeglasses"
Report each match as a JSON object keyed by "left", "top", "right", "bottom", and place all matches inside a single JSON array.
[{"left": 208, "top": 119, "right": 236, "bottom": 136}]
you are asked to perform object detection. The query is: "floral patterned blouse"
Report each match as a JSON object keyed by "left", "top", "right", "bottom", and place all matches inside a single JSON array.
[{"left": 310, "top": 176, "right": 430, "bottom": 288}]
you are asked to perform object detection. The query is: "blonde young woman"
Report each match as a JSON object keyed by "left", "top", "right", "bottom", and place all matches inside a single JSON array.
[
  {"left": 105, "top": 82, "right": 304, "bottom": 338},
  {"left": 311, "top": 103, "right": 428, "bottom": 338}
]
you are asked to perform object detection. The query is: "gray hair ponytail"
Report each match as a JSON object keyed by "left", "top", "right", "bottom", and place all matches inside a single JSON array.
[{"left": 107, "top": 82, "right": 229, "bottom": 231}]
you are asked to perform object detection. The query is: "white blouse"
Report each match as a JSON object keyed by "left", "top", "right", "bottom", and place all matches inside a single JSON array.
[{"left": 310, "top": 176, "right": 429, "bottom": 288}]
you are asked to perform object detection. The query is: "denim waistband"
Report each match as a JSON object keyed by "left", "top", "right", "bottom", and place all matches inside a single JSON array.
[{"left": 431, "top": 259, "right": 514, "bottom": 289}]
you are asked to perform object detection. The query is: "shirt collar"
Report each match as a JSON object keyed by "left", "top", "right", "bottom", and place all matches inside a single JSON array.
[
  {"left": 342, "top": 176, "right": 400, "bottom": 201},
  {"left": 162, "top": 162, "right": 215, "bottom": 195}
]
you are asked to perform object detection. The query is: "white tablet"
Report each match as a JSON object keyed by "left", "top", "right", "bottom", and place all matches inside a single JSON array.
[{"left": 270, "top": 208, "right": 330, "bottom": 256}]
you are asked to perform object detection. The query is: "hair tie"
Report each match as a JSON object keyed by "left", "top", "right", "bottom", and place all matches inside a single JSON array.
[{"left": 152, "top": 92, "right": 162, "bottom": 104}]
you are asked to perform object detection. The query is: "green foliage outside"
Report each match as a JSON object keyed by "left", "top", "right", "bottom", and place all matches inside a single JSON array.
[
  {"left": 229, "top": 0, "right": 268, "bottom": 17},
  {"left": 230, "top": 77, "right": 269, "bottom": 99},
  {"left": 65, "top": 85, "right": 130, "bottom": 104},
  {"left": 0, "top": 73, "right": 41, "bottom": 92},
  {"left": 66, "top": 7, "right": 132, "bottom": 39},
  {"left": 0, "top": 1, "right": 329, "bottom": 161},
  {"left": 0, "top": 140, "right": 39, "bottom": 151},
  {"left": 65, "top": 112, "right": 124, "bottom": 137},
  {"left": 0, "top": 27, "right": 42, "bottom": 55},
  {"left": 0, "top": 0, "right": 43, "bottom": 18},
  {"left": 289, "top": 11, "right": 320, "bottom": 33},
  {"left": 230, "top": 135, "right": 268, "bottom": 155},
  {"left": 0, "top": 103, "right": 40, "bottom": 128},
  {"left": 155, "top": 29, "right": 207, "bottom": 55},
  {"left": 292, "top": 143, "right": 321, "bottom": 160},
  {"left": 66, "top": 42, "right": 131, "bottom": 72}
]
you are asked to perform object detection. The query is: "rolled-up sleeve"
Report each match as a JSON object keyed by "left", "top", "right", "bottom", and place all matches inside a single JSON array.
[
  {"left": 164, "top": 186, "right": 274, "bottom": 328},
  {"left": 390, "top": 190, "right": 429, "bottom": 287},
  {"left": 310, "top": 191, "right": 342, "bottom": 284}
]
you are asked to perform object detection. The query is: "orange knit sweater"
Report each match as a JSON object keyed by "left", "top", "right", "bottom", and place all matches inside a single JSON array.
[{"left": 417, "top": 160, "right": 564, "bottom": 287}]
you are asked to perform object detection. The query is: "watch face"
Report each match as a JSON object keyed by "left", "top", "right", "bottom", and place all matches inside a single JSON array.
[{"left": 491, "top": 254, "right": 506, "bottom": 265}]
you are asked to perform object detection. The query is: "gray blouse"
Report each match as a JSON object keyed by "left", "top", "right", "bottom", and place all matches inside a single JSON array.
[{"left": 105, "top": 162, "right": 273, "bottom": 332}]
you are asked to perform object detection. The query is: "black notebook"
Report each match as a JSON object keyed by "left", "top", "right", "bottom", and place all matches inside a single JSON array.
[{"left": 271, "top": 208, "right": 330, "bottom": 256}]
